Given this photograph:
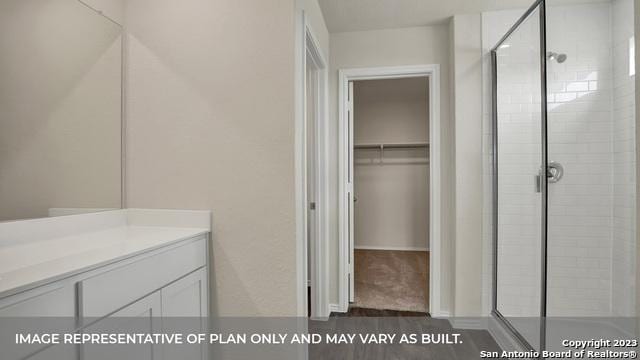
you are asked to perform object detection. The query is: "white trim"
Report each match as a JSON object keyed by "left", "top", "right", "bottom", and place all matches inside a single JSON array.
[
  {"left": 295, "top": 11, "right": 330, "bottom": 319},
  {"left": 449, "top": 318, "right": 487, "bottom": 330},
  {"left": 294, "top": 10, "right": 305, "bottom": 319},
  {"left": 328, "top": 303, "right": 341, "bottom": 314},
  {"left": 306, "top": 21, "right": 330, "bottom": 320},
  {"left": 120, "top": 32, "right": 127, "bottom": 209},
  {"left": 338, "top": 65, "right": 442, "bottom": 317},
  {"left": 354, "top": 245, "right": 428, "bottom": 252}
]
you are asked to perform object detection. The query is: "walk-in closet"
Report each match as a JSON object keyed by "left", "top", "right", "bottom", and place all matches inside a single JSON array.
[{"left": 351, "top": 77, "right": 430, "bottom": 314}]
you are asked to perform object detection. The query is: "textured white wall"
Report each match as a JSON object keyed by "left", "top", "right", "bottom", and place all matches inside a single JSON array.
[
  {"left": 83, "top": 0, "right": 125, "bottom": 25},
  {"left": 451, "top": 14, "right": 484, "bottom": 317},
  {"left": 353, "top": 78, "right": 430, "bottom": 251},
  {"left": 124, "top": 0, "right": 299, "bottom": 316},
  {"left": 329, "top": 25, "right": 453, "bottom": 312}
]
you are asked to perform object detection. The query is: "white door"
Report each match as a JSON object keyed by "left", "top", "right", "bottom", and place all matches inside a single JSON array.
[{"left": 347, "top": 81, "right": 355, "bottom": 303}]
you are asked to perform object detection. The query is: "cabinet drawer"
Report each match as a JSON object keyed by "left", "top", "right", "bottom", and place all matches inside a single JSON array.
[
  {"left": 0, "top": 282, "right": 75, "bottom": 317},
  {"left": 79, "top": 237, "right": 206, "bottom": 318}
]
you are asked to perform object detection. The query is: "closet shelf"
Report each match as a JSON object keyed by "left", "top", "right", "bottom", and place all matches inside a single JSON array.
[{"left": 354, "top": 142, "right": 429, "bottom": 150}]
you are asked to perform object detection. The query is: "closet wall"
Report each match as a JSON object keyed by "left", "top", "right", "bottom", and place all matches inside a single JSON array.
[{"left": 354, "top": 77, "right": 430, "bottom": 251}]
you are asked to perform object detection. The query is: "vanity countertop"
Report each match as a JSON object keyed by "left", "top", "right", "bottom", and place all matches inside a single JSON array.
[{"left": 0, "top": 209, "right": 211, "bottom": 299}]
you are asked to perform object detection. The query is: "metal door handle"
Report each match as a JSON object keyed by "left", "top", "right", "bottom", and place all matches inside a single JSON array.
[
  {"left": 536, "top": 161, "right": 564, "bottom": 192},
  {"left": 546, "top": 161, "right": 563, "bottom": 183}
]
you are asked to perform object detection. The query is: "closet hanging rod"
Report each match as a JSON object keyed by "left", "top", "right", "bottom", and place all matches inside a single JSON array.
[{"left": 354, "top": 142, "right": 429, "bottom": 150}]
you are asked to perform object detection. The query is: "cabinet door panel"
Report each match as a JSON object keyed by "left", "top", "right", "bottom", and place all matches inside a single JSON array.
[
  {"left": 162, "top": 268, "right": 208, "bottom": 360},
  {"left": 83, "top": 292, "right": 162, "bottom": 360},
  {"left": 25, "top": 344, "right": 76, "bottom": 360},
  {"left": 162, "top": 268, "right": 207, "bottom": 318},
  {"left": 0, "top": 284, "right": 75, "bottom": 360}
]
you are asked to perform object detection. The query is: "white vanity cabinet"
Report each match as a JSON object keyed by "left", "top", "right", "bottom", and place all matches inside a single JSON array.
[
  {"left": 78, "top": 236, "right": 207, "bottom": 320},
  {"left": 80, "top": 269, "right": 209, "bottom": 360},
  {"left": 0, "top": 227, "right": 210, "bottom": 360}
]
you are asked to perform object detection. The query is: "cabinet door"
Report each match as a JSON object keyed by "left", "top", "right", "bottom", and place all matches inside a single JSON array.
[
  {"left": 161, "top": 268, "right": 208, "bottom": 318},
  {"left": 161, "top": 268, "right": 208, "bottom": 360},
  {"left": 0, "top": 283, "right": 75, "bottom": 360},
  {"left": 24, "top": 344, "right": 76, "bottom": 360},
  {"left": 83, "top": 291, "right": 162, "bottom": 360}
]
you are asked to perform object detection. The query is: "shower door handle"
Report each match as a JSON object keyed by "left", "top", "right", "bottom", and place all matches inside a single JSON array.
[
  {"left": 536, "top": 161, "right": 564, "bottom": 192},
  {"left": 546, "top": 161, "right": 564, "bottom": 183}
]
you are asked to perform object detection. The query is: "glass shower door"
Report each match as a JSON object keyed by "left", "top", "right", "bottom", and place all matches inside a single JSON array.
[
  {"left": 493, "top": 0, "right": 637, "bottom": 351},
  {"left": 492, "top": 1, "right": 545, "bottom": 350}
]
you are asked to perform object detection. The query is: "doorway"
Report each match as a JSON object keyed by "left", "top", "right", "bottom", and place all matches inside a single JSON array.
[
  {"left": 338, "top": 65, "right": 443, "bottom": 316},
  {"left": 351, "top": 78, "right": 430, "bottom": 314},
  {"left": 298, "top": 18, "right": 329, "bottom": 319}
]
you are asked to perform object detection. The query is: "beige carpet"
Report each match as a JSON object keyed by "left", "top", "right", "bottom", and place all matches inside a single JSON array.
[{"left": 353, "top": 249, "right": 429, "bottom": 313}]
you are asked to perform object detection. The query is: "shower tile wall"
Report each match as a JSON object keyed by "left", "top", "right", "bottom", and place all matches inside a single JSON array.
[
  {"left": 482, "top": 0, "right": 636, "bottom": 318},
  {"left": 611, "top": 0, "right": 636, "bottom": 318},
  {"left": 545, "top": 3, "right": 613, "bottom": 317}
]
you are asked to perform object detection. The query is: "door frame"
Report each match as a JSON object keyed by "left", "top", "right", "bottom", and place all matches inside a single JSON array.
[
  {"left": 295, "top": 11, "right": 330, "bottom": 319},
  {"left": 337, "top": 65, "right": 442, "bottom": 316}
]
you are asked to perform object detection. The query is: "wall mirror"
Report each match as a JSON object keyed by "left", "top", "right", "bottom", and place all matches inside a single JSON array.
[{"left": 0, "top": 0, "right": 123, "bottom": 222}]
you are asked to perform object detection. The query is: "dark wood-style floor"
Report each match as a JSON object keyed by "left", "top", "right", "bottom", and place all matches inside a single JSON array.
[
  {"left": 313, "top": 308, "right": 501, "bottom": 359},
  {"left": 333, "top": 306, "right": 429, "bottom": 317}
]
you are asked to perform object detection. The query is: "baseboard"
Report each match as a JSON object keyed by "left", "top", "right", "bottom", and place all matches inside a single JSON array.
[
  {"left": 328, "top": 303, "right": 344, "bottom": 314},
  {"left": 449, "top": 318, "right": 487, "bottom": 330},
  {"left": 430, "top": 310, "right": 450, "bottom": 318},
  {"left": 354, "top": 245, "right": 429, "bottom": 252}
]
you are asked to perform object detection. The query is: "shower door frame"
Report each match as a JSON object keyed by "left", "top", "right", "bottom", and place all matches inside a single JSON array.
[{"left": 490, "top": 0, "right": 549, "bottom": 351}]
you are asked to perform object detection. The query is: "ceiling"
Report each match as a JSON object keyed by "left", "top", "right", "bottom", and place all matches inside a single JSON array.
[{"left": 317, "top": 0, "right": 609, "bottom": 33}]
